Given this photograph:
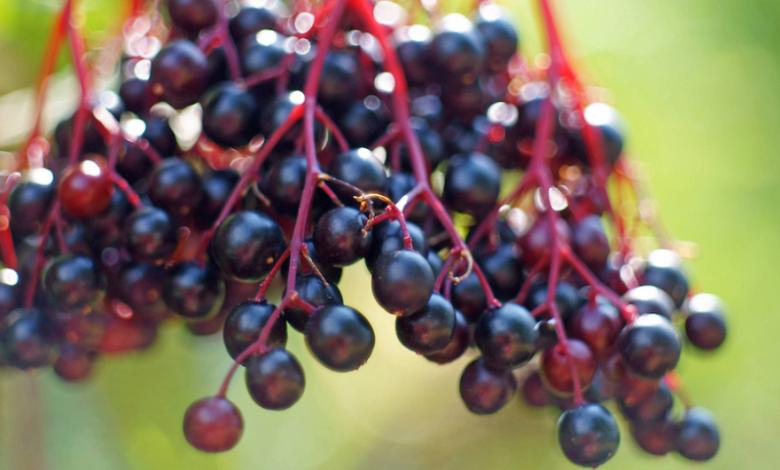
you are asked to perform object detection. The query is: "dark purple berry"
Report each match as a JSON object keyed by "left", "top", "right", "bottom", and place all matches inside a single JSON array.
[
  {"left": 304, "top": 305, "right": 375, "bottom": 372},
  {"left": 372, "top": 250, "right": 434, "bottom": 316},
  {"left": 245, "top": 347, "right": 305, "bottom": 410},
  {"left": 223, "top": 301, "right": 287, "bottom": 362},
  {"left": 557, "top": 403, "right": 620, "bottom": 467},
  {"left": 149, "top": 39, "right": 209, "bottom": 109},
  {"left": 313, "top": 207, "right": 372, "bottom": 267},
  {"left": 685, "top": 293, "right": 727, "bottom": 350},
  {"left": 474, "top": 303, "right": 536, "bottom": 369},
  {"left": 211, "top": 211, "right": 286, "bottom": 282},
  {"left": 459, "top": 357, "right": 517, "bottom": 414},
  {"left": 396, "top": 293, "right": 456, "bottom": 354},
  {"left": 617, "top": 314, "right": 681, "bottom": 379}
]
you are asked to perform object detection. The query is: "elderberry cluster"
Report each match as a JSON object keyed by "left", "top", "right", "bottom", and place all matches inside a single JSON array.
[{"left": 0, "top": 0, "right": 727, "bottom": 466}]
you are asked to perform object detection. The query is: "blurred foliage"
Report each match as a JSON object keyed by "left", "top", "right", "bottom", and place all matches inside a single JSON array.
[{"left": 1, "top": 0, "right": 780, "bottom": 469}]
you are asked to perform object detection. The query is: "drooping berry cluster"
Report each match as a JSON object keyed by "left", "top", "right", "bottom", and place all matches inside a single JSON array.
[{"left": 0, "top": 0, "right": 726, "bottom": 466}]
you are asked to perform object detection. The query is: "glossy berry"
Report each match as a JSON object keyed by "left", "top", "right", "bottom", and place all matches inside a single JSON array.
[
  {"left": 451, "top": 273, "right": 488, "bottom": 323},
  {"left": 245, "top": 347, "right": 305, "bottom": 410},
  {"left": 557, "top": 403, "right": 620, "bottom": 467},
  {"left": 281, "top": 240, "right": 342, "bottom": 285},
  {"left": 583, "top": 103, "right": 626, "bottom": 167},
  {"left": 442, "top": 152, "right": 501, "bottom": 217},
  {"left": 195, "top": 169, "right": 239, "bottom": 229},
  {"left": 619, "top": 382, "right": 673, "bottom": 424},
  {"left": 474, "top": 303, "right": 536, "bottom": 369},
  {"left": 58, "top": 160, "right": 114, "bottom": 219},
  {"left": 521, "top": 370, "right": 555, "bottom": 407},
  {"left": 642, "top": 249, "right": 689, "bottom": 308},
  {"left": 262, "top": 155, "right": 306, "bottom": 217},
  {"left": 572, "top": 215, "right": 610, "bottom": 269},
  {"left": 8, "top": 179, "right": 55, "bottom": 238},
  {"left": 239, "top": 30, "right": 286, "bottom": 87},
  {"left": 685, "top": 293, "right": 727, "bottom": 350},
  {"left": 109, "top": 262, "right": 169, "bottom": 321},
  {"left": 163, "top": 261, "right": 224, "bottom": 319},
  {"left": 313, "top": 207, "right": 372, "bottom": 267},
  {"left": 622, "top": 285, "right": 676, "bottom": 320},
  {"left": 365, "top": 220, "right": 428, "bottom": 273},
  {"left": 339, "top": 97, "right": 390, "bottom": 148},
  {"left": 475, "top": 243, "right": 524, "bottom": 302},
  {"left": 318, "top": 51, "right": 361, "bottom": 107},
  {"left": 119, "top": 77, "right": 149, "bottom": 115},
  {"left": 394, "top": 25, "right": 432, "bottom": 87},
  {"left": 167, "top": 0, "right": 217, "bottom": 35},
  {"left": 327, "top": 148, "right": 388, "bottom": 200},
  {"left": 304, "top": 305, "right": 375, "bottom": 372},
  {"left": 424, "top": 309, "right": 469, "bottom": 364},
  {"left": 124, "top": 207, "right": 178, "bottom": 263},
  {"left": 427, "top": 14, "right": 486, "bottom": 79},
  {"left": 283, "top": 275, "right": 343, "bottom": 332},
  {"left": 617, "top": 314, "right": 681, "bottom": 379},
  {"left": 149, "top": 39, "right": 209, "bottom": 109},
  {"left": 631, "top": 419, "right": 678, "bottom": 456},
  {"left": 676, "top": 407, "right": 720, "bottom": 461},
  {"left": 201, "top": 82, "right": 258, "bottom": 147},
  {"left": 229, "top": 7, "right": 278, "bottom": 43},
  {"left": 211, "top": 211, "right": 286, "bottom": 282},
  {"left": 396, "top": 293, "right": 456, "bottom": 354},
  {"left": 0, "top": 308, "right": 60, "bottom": 369},
  {"left": 459, "top": 357, "right": 517, "bottom": 415},
  {"left": 223, "top": 301, "right": 287, "bottom": 362},
  {"left": 372, "top": 250, "right": 434, "bottom": 316},
  {"left": 540, "top": 339, "right": 596, "bottom": 395},
  {"left": 518, "top": 216, "right": 572, "bottom": 267},
  {"left": 183, "top": 397, "right": 243, "bottom": 453},
  {"left": 474, "top": 5, "right": 518, "bottom": 72},
  {"left": 567, "top": 301, "right": 624, "bottom": 361},
  {"left": 42, "top": 254, "right": 100, "bottom": 309},
  {"left": 148, "top": 157, "right": 204, "bottom": 218}
]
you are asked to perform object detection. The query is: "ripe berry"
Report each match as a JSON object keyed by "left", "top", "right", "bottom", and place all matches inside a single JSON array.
[
  {"left": 427, "top": 14, "right": 486, "bottom": 79},
  {"left": 109, "top": 262, "right": 169, "bottom": 321},
  {"left": 8, "top": 179, "right": 55, "bottom": 238},
  {"left": 459, "top": 357, "right": 517, "bottom": 415},
  {"left": 396, "top": 293, "right": 456, "bottom": 354},
  {"left": 201, "top": 82, "right": 259, "bottom": 147},
  {"left": 147, "top": 157, "right": 204, "bottom": 218},
  {"left": 451, "top": 273, "right": 488, "bottom": 323},
  {"left": 283, "top": 275, "right": 343, "bottom": 332},
  {"left": 0, "top": 270, "right": 19, "bottom": 321},
  {"left": 474, "top": 5, "right": 519, "bottom": 73},
  {"left": 617, "top": 314, "right": 681, "bottom": 379},
  {"left": 281, "top": 240, "right": 343, "bottom": 285},
  {"left": 229, "top": 7, "right": 278, "bottom": 43},
  {"left": 365, "top": 219, "right": 428, "bottom": 273},
  {"left": 245, "top": 347, "right": 305, "bottom": 410},
  {"left": 372, "top": 250, "right": 434, "bottom": 316},
  {"left": 676, "top": 407, "right": 720, "bottom": 461},
  {"left": 42, "top": 254, "right": 100, "bottom": 309},
  {"left": 262, "top": 155, "right": 307, "bottom": 217},
  {"left": 567, "top": 300, "right": 624, "bottom": 360},
  {"left": 124, "top": 207, "right": 178, "bottom": 263},
  {"left": 394, "top": 25, "right": 432, "bottom": 87},
  {"left": 474, "top": 303, "right": 536, "bottom": 369},
  {"left": 183, "top": 397, "right": 243, "bottom": 453},
  {"left": 304, "top": 305, "right": 375, "bottom": 372},
  {"left": 167, "top": 0, "right": 217, "bottom": 35},
  {"left": 119, "top": 77, "right": 149, "bottom": 115},
  {"left": 149, "top": 39, "right": 209, "bottom": 109},
  {"left": 195, "top": 169, "right": 239, "bottom": 229},
  {"left": 525, "top": 282, "right": 584, "bottom": 321},
  {"left": 557, "top": 403, "right": 620, "bottom": 467},
  {"left": 211, "top": 211, "right": 285, "bottom": 282},
  {"left": 540, "top": 339, "right": 596, "bottom": 395},
  {"left": 318, "top": 51, "right": 361, "bottom": 108},
  {"left": 521, "top": 370, "right": 554, "bottom": 407},
  {"left": 327, "top": 148, "right": 389, "bottom": 200},
  {"left": 442, "top": 152, "right": 501, "bottom": 217},
  {"left": 223, "top": 301, "right": 287, "bottom": 362},
  {"left": 239, "top": 30, "right": 287, "bottom": 94},
  {"left": 518, "top": 216, "right": 572, "bottom": 267},
  {"left": 163, "top": 261, "right": 224, "bottom": 319},
  {"left": 582, "top": 103, "right": 625, "bottom": 167},
  {"left": 618, "top": 382, "right": 673, "bottom": 424},
  {"left": 642, "top": 249, "right": 689, "bottom": 308},
  {"left": 58, "top": 160, "right": 114, "bottom": 219},
  {"left": 339, "top": 97, "right": 390, "bottom": 148},
  {"left": 0, "top": 308, "right": 60, "bottom": 369},
  {"left": 54, "top": 342, "right": 95, "bottom": 382},
  {"left": 424, "top": 309, "right": 469, "bottom": 364},
  {"left": 685, "top": 293, "right": 727, "bottom": 350},
  {"left": 313, "top": 207, "right": 372, "bottom": 267},
  {"left": 475, "top": 243, "right": 524, "bottom": 302},
  {"left": 621, "top": 285, "right": 676, "bottom": 319},
  {"left": 631, "top": 419, "right": 678, "bottom": 456},
  {"left": 571, "top": 215, "right": 610, "bottom": 269}
]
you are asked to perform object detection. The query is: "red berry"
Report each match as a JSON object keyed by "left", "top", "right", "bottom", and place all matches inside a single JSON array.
[
  {"left": 567, "top": 301, "right": 624, "bottom": 361},
  {"left": 540, "top": 339, "right": 596, "bottom": 395},
  {"left": 58, "top": 159, "right": 114, "bottom": 218},
  {"left": 183, "top": 397, "right": 243, "bottom": 453}
]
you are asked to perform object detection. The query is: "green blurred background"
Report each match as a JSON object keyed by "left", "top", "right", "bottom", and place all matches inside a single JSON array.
[{"left": 1, "top": 0, "right": 779, "bottom": 468}]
